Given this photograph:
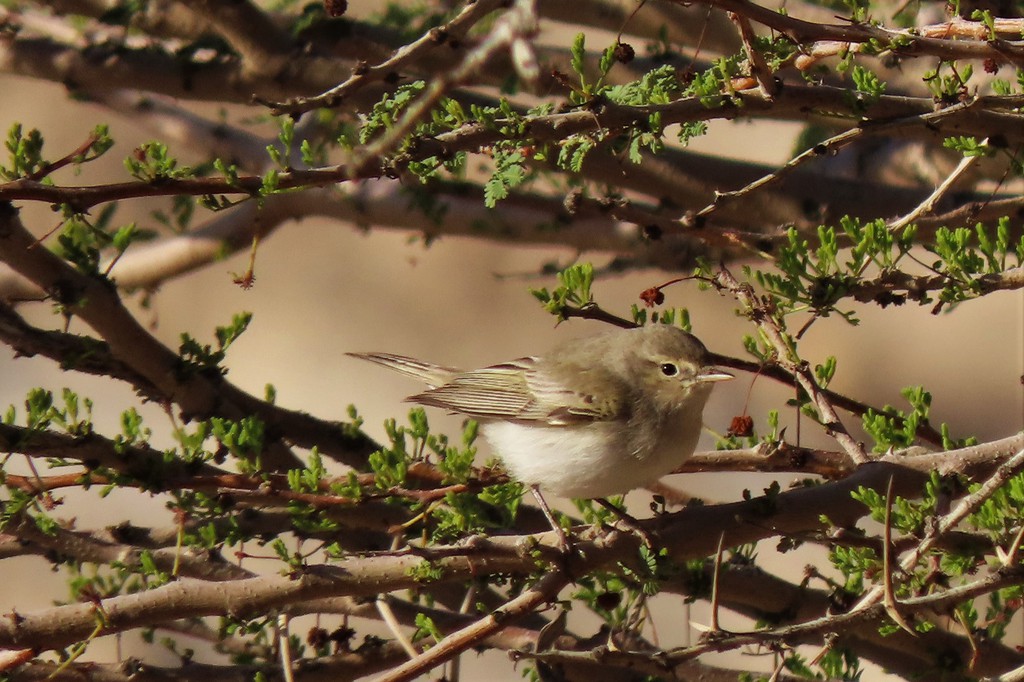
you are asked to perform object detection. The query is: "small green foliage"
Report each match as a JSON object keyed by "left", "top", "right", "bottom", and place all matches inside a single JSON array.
[
  {"left": 785, "top": 647, "right": 862, "bottom": 681},
  {"left": 261, "top": 168, "right": 280, "bottom": 195},
  {"left": 853, "top": 477, "right": 935, "bottom": 536},
  {"left": 342, "top": 404, "right": 366, "bottom": 440},
  {"left": 266, "top": 117, "right": 295, "bottom": 169},
  {"left": 288, "top": 449, "right": 327, "bottom": 493},
  {"left": 12, "top": 388, "right": 96, "bottom": 440},
  {"left": 1, "top": 123, "right": 46, "bottom": 180},
  {"left": 970, "top": 9, "right": 997, "bottom": 39},
  {"left": 556, "top": 135, "right": 596, "bottom": 174},
  {"left": 632, "top": 305, "right": 691, "bottom": 330},
  {"left": 430, "top": 484, "right": 521, "bottom": 542},
  {"left": 605, "top": 64, "right": 681, "bottom": 106},
  {"left": 573, "top": 496, "right": 622, "bottom": 527},
  {"left": 851, "top": 65, "right": 886, "bottom": 103},
  {"left": 78, "top": 125, "right": 115, "bottom": 170},
  {"left": 829, "top": 543, "right": 875, "bottom": 595},
  {"left": 116, "top": 407, "right": 151, "bottom": 451},
  {"left": 564, "top": 34, "right": 624, "bottom": 102},
  {"left": 270, "top": 537, "right": 305, "bottom": 570},
  {"left": 483, "top": 145, "right": 528, "bottom": 208},
  {"left": 943, "top": 136, "right": 992, "bottom": 157},
  {"left": 753, "top": 34, "right": 798, "bottom": 71},
  {"left": 124, "top": 142, "right": 195, "bottom": 182},
  {"left": 685, "top": 67, "right": 727, "bottom": 107},
  {"left": 177, "top": 312, "right": 253, "bottom": 376},
  {"left": 814, "top": 356, "right": 838, "bottom": 388},
  {"left": 435, "top": 419, "right": 479, "bottom": 484},
  {"left": 406, "top": 558, "right": 445, "bottom": 583},
  {"left": 618, "top": 544, "right": 672, "bottom": 596},
  {"left": 359, "top": 81, "right": 428, "bottom": 144},
  {"left": 744, "top": 215, "right": 1006, "bottom": 323},
  {"left": 59, "top": 388, "right": 94, "bottom": 436},
  {"left": 926, "top": 220, "right": 1024, "bottom": 308},
  {"left": 172, "top": 420, "right": 213, "bottom": 464},
  {"left": 752, "top": 226, "right": 859, "bottom": 323},
  {"left": 213, "top": 158, "right": 241, "bottom": 187},
  {"left": 841, "top": 0, "right": 871, "bottom": 21},
  {"left": 969, "top": 471, "right": 1024, "bottom": 543},
  {"left": 569, "top": 33, "right": 588, "bottom": 96},
  {"left": 129, "top": 550, "right": 171, "bottom": 587},
  {"left": 923, "top": 62, "right": 972, "bottom": 103},
  {"left": 413, "top": 612, "right": 443, "bottom": 643},
  {"left": 24, "top": 388, "right": 55, "bottom": 431},
  {"left": 211, "top": 415, "right": 265, "bottom": 468},
  {"left": 51, "top": 204, "right": 148, "bottom": 276},
  {"left": 861, "top": 386, "right": 932, "bottom": 452},
  {"left": 624, "top": 111, "right": 664, "bottom": 163},
  {"left": 368, "top": 416, "right": 412, "bottom": 489},
  {"left": 991, "top": 78, "right": 1012, "bottom": 95},
  {"left": 530, "top": 263, "right": 594, "bottom": 320},
  {"left": 287, "top": 497, "right": 342, "bottom": 535}
]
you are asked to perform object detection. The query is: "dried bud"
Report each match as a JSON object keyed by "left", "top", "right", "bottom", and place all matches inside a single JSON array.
[
  {"left": 728, "top": 415, "right": 754, "bottom": 438},
  {"left": 323, "top": 0, "right": 347, "bottom": 16},
  {"left": 613, "top": 41, "right": 635, "bottom": 63},
  {"left": 307, "top": 627, "right": 329, "bottom": 649},
  {"left": 639, "top": 286, "right": 665, "bottom": 307}
]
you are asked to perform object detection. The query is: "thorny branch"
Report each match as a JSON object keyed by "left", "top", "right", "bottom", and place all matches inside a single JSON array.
[{"left": 713, "top": 266, "right": 871, "bottom": 465}]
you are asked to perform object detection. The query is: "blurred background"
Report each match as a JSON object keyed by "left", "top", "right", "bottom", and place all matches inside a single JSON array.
[{"left": 1, "top": 5, "right": 1022, "bottom": 677}]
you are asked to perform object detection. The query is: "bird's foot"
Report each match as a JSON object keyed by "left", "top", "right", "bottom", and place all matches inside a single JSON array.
[{"left": 529, "top": 485, "right": 582, "bottom": 574}]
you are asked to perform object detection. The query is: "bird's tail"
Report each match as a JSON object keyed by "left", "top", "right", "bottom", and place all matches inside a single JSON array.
[{"left": 346, "top": 352, "right": 458, "bottom": 388}]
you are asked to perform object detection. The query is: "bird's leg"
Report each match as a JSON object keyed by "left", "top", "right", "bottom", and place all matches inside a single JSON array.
[
  {"left": 595, "top": 498, "right": 655, "bottom": 549},
  {"left": 529, "top": 484, "right": 572, "bottom": 553}
]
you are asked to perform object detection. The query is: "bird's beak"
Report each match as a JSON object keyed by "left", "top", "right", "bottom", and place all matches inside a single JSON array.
[{"left": 697, "top": 367, "right": 734, "bottom": 383}]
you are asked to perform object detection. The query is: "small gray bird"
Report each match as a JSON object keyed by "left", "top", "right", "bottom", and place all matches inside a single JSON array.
[{"left": 349, "top": 324, "right": 732, "bottom": 499}]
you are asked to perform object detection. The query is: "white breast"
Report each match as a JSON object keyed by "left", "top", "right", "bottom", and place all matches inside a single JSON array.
[{"left": 482, "top": 408, "right": 704, "bottom": 499}]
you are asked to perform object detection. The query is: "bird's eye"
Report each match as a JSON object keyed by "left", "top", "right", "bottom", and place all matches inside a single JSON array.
[{"left": 659, "top": 362, "right": 679, "bottom": 377}]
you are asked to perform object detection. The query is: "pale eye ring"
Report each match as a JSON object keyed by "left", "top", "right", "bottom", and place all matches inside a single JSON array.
[{"left": 659, "top": 362, "right": 679, "bottom": 377}]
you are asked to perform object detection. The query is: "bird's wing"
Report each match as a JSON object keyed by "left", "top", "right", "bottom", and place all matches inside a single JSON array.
[
  {"left": 408, "top": 358, "right": 619, "bottom": 425},
  {"left": 347, "top": 352, "right": 458, "bottom": 387}
]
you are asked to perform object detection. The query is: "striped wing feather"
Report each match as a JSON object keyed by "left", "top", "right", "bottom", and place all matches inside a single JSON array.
[{"left": 407, "top": 358, "right": 615, "bottom": 424}]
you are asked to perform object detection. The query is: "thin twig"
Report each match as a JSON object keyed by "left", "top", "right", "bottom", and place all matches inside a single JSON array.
[
  {"left": 727, "top": 11, "right": 778, "bottom": 99},
  {"left": 713, "top": 266, "right": 870, "bottom": 466},
  {"left": 709, "top": 533, "right": 726, "bottom": 632},
  {"left": 888, "top": 142, "right": 985, "bottom": 232},
  {"left": 881, "top": 476, "right": 915, "bottom": 635},
  {"left": 373, "top": 569, "right": 570, "bottom": 682},
  {"left": 277, "top": 614, "right": 296, "bottom": 682},
  {"left": 377, "top": 599, "right": 420, "bottom": 659}
]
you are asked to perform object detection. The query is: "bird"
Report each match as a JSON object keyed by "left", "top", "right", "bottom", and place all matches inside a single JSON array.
[{"left": 348, "top": 324, "right": 732, "bottom": 519}]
